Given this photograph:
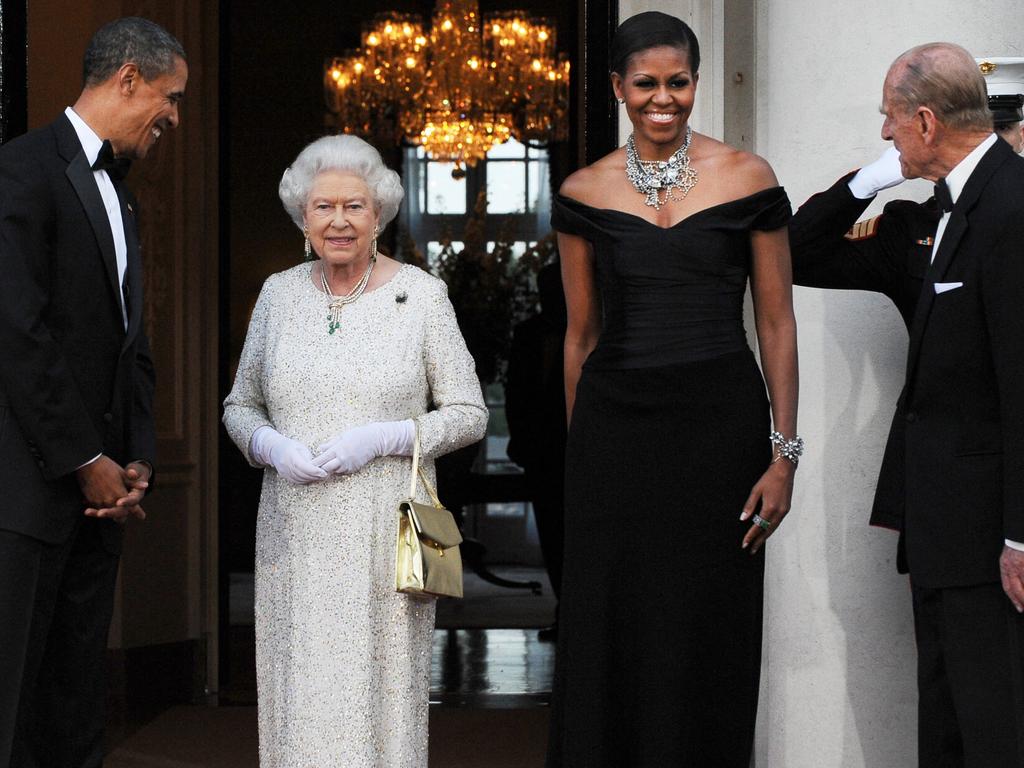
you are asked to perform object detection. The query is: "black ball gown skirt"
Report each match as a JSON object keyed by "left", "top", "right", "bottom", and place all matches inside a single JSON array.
[{"left": 547, "top": 349, "right": 771, "bottom": 767}]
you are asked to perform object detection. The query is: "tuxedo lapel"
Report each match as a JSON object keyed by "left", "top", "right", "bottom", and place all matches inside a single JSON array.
[
  {"left": 903, "top": 140, "right": 1009, "bottom": 391},
  {"left": 55, "top": 116, "right": 122, "bottom": 319},
  {"left": 117, "top": 185, "right": 143, "bottom": 351}
]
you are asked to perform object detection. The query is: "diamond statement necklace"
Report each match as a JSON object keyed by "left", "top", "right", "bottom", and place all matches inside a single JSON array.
[{"left": 625, "top": 125, "right": 699, "bottom": 210}]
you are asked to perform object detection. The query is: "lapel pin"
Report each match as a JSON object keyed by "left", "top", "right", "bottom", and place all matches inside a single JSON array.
[{"left": 395, "top": 292, "right": 408, "bottom": 304}]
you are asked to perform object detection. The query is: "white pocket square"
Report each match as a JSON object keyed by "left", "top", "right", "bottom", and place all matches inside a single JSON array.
[{"left": 934, "top": 281, "right": 963, "bottom": 294}]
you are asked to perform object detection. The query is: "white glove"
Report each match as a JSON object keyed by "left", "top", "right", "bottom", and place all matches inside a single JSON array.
[
  {"left": 250, "top": 426, "right": 327, "bottom": 484},
  {"left": 312, "top": 419, "right": 416, "bottom": 475},
  {"left": 847, "top": 146, "right": 905, "bottom": 199}
]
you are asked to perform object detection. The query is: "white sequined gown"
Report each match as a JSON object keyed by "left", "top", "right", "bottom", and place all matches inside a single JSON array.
[{"left": 223, "top": 262, "right": 487, "bottom": 767}]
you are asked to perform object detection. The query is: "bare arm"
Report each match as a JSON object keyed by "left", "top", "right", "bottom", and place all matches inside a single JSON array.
[
  {"left": 560, "top": 231, "right": 600, "bottom": 425},
  {"left": 741, "top": 226, "right": 800, "bottom": 552}
]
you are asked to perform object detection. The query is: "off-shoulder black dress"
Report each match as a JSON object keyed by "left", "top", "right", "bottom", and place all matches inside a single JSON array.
[{"left": 547, "top": 187, "right": 792, "bottom": 767}]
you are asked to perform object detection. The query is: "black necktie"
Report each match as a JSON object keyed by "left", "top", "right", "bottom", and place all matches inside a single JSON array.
[
  {"left": 91, "top": 140, "right": 131, "bottom": 182},
  {"left": 934, "top": 178, "right": 954, "bottom": 213}
]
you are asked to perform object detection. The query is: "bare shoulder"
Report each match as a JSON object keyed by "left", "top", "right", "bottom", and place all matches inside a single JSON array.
[
  {"left": 719, "top": 148, "right": 780, "bottom": 195},
  {"left": 693, "top": 135, "right": 780, "bottom": 197},
  {"left": 558, "top": 148, "right": 629, "bottom": 208}
]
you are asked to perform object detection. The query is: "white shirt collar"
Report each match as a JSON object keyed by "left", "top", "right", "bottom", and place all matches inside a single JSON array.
[
  {"left": 63, "top": 106, "right": 105, "bottom": 166},
  {"left": 944, "top": 133, "right": 998, "bottom": 204}
]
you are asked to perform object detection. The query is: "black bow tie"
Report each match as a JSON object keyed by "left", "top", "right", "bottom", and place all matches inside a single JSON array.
[
  {"left": 91, "top": 140, "right": 131, "bottom": 181},
  {"left": 934, "top": 178, "right": 954, "bottom": 213}
]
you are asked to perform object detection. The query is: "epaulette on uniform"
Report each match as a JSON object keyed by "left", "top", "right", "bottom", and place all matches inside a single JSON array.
[{"left": 844, "top": 215, "right": 882, "bottom": 241}]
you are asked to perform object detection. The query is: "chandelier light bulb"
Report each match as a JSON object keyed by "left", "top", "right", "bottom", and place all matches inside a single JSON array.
[{"left": 325, "top": 0, "right": 568, "bottom": 165}]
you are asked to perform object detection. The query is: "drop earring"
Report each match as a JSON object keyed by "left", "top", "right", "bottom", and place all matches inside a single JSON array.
[
  {"left": 370, "top": 224, "right": 379, "bottom": 262},
  {"left": 303, "top": 227, "right": 312, "bottom": 261}
]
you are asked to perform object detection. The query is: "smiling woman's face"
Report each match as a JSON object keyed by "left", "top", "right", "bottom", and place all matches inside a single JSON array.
[
  {"left": 303, "top": 170, "right": 380, "bottom": 268},
  {"left": 612, "top": 45, "right": 697, "bottom": 154}
]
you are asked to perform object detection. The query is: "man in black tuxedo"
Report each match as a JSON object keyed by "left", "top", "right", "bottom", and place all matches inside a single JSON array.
[
  {"left": 794, "top": 43, "right": 1024, "bottom": 767},
  {"left": 0, "top": 17, "right": 186, "bottom": 767}
]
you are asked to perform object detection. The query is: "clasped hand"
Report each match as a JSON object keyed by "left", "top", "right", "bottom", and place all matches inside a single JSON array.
[
  {"left": 253, "top": 420, "right": 414, "bottom": 484},
  {"left": 77, "top": 456, "right": 151, "bottom": 523},
  {"left": 312, "top": 420, "right": 414, "bottom": 475}
]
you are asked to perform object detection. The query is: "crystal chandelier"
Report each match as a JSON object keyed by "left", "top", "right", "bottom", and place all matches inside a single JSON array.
[{"left": 325, "top": 0, "right": 570, "bottom": 169}]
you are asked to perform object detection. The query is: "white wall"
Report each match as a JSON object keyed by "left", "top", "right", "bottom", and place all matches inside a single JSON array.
[{"left": 618, "top": 1, "right": 1022, "bottom": 766}]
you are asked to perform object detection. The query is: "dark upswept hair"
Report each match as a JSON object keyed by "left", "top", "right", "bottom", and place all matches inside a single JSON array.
[
  {"left": 610, "top": 11, "right": 700, "bottom": 76},
  {"left": 83, "top": 17, "right": 186, "bottom": 87},
  {"left": 888, "top": 43, "right": 991, "bottom": 132}
]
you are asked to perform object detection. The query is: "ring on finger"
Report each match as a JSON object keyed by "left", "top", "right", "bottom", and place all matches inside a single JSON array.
[{"left": 752, "top": 513, "right": 772, "bottom": 531}]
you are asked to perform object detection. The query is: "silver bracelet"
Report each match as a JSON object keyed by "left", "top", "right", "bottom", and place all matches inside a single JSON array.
[{"left": 770, "top": 431, "right": 804, "bottom": 466}]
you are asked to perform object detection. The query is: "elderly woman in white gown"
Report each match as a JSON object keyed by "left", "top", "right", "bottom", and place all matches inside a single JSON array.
[{"left": 223, "top": 134, "right": 487, "bottom": 768}]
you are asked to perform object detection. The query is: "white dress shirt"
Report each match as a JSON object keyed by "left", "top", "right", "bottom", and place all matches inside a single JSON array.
[
  {"left": 930, "top": 133, "right": 997, "bottom": 262},
  {"left": 65, "top": 107, "right": 130, "bottom": 471},
  {"left": 64, "top": 106, "right": 129, "bottom": 330}
]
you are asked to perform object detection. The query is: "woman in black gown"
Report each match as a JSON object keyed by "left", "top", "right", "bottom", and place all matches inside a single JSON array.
[{"left": 547, "top": 12, "right": 801, "bottom": 767}]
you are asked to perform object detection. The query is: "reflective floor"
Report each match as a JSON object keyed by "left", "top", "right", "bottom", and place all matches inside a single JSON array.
[{"left": 431, "top": 628, "right": 554, "bottom": 708}]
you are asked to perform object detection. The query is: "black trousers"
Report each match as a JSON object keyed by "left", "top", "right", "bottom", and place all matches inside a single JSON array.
[
  {"left": 0, "top": 520, "right": 120, "bottom": 768},
  {"left": 912, "top": 580, "right": 1024, "bottom": 768},
  {"left": 524, "top": 461, "right": 564, "bottom": 602}
]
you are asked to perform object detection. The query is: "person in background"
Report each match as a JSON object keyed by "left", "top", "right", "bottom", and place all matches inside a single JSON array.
[
  {"left": 984, "top": 57, "right": 1024, "bottom": 153},
  {"left": 0, "top": 18, "right": 184, "bottom": 767},
  {"left": 505, "top": 261, "right": 567, "bottom": 641},
  {"left": 223, "top": 134, "right": 486, "bottom": 767}
]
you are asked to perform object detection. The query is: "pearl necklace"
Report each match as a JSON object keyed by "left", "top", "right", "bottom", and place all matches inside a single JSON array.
[
  {"left": 625, "top": 126, "right": 698, "bottom": 210},
  {"left": 320, "top": 257, "right": 375, "bottom": 335}
]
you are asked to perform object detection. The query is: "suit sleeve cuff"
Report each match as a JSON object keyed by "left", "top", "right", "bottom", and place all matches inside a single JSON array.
[{"left": 75, "top": 453, "right": 102, "bottom": 471}]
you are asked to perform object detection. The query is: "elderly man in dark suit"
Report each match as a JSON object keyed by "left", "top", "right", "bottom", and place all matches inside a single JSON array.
[
  {"left": 794, "top": 43, "right": 1024, "bottom": 767},
  {"left": 0, "top": 17, "right": 185, "bottom": 767},
  {"left": 789, "top": 58, "right": 1023, "bottom": 334}
]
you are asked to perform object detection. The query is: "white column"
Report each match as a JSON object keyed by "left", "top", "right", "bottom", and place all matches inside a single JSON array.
[{"left": 755, "top": 2, "right": 1020, "bottom": 767}]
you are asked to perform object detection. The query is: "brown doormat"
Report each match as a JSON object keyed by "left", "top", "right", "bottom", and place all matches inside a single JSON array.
[{"left": 105, "top": 705, "right": 550, "bottom": 767}]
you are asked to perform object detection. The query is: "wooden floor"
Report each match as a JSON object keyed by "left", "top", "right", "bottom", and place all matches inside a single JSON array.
[
  {"left": 106, "top": 628, "right": 554, "bottom": 767},
  {"left": 105, "top": 704, "right": 551, "bottom": 768},
  {"left": 431, "top": 628, "right": 555, "bottom": 707},
  {"left": 106, "top": 565, "right": 557, "bottom": 765}
]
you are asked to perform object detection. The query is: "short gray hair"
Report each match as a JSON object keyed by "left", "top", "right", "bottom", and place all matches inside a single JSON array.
[
  {"left": 278, "top": 135, "right": 404, "bottom": 231},
  {"left": 83, "top": 17, "right": 185, "bottom": 87},
  {"left": 889, "top": 43, "right": 991, "bottom": 132}
]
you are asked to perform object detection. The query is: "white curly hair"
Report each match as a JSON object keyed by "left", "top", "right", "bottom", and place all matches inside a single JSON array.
[{"left": 278, "top": 135, "right": 404, "bottom": 230}]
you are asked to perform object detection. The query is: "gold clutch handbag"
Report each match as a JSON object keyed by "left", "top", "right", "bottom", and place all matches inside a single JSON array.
[{"left": 395, "top": 423, "right": 464, "bottom": 599}]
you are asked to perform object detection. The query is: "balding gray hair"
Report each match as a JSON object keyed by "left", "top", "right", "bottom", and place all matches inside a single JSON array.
[
  {"left": 83, "top": 17, "right": 185, "bottom": 87},
  {"left": 278, "top": 135, "right": 404, "bottom": 231},
  {"left": 888, "top": 43, "right": 992, "bottom": 132}
]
